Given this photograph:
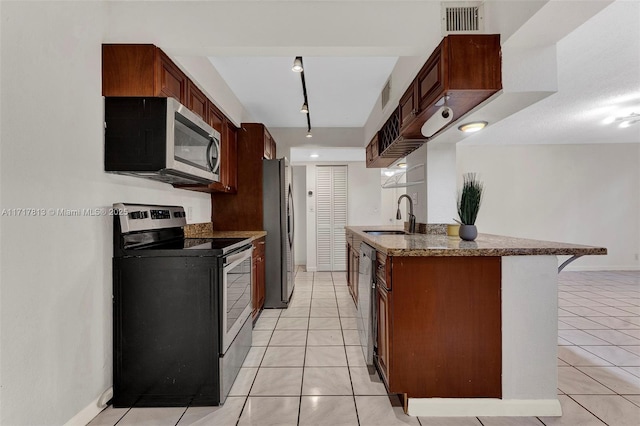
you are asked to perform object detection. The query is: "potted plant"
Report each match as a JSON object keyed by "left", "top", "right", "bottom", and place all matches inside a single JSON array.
[{"left": 457, "top": 173, "right": 484, "bottom": 241}]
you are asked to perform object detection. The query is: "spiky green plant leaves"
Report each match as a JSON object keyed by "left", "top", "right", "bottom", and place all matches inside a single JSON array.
[{"left": 457, "top": 173, "right": 484, "bottom": 225}]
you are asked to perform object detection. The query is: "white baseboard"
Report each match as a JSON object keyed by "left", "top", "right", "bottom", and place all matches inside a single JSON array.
[
  {"left": 306, "top": 266, "right": 317, "bottom": 272},
  {"left": 64, "top": 387, "right": 112, "bottom": 426},
  {"left": 407, "top": 398, "right": 562, "bottom": 417}
]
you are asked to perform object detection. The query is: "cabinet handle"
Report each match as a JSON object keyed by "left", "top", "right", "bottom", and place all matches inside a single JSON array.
[{"left": 411, "top": 109, "right": 418, "bottom": 116}]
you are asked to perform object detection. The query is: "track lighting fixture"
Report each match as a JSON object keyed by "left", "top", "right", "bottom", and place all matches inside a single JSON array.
[
  {"left": 293, "top": 56, "right": 312, "bottom": 139},
  {"left": 292, "top": 57, "right": 303, "bottom": 72}
]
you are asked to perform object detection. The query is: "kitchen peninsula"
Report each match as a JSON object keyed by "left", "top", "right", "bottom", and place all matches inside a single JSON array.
[{"left": 345, "top": 225, "right": 606, "bottom": 417}]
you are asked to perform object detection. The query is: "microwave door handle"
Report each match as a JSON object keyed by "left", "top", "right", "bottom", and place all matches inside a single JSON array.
[{"left": 207, "top": 136, "right": 221, "bottom": 174}]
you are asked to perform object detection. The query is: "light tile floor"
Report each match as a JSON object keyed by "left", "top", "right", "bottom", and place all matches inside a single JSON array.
[{"left": 89, "top": 269, "right": 640, "bottom": 425}]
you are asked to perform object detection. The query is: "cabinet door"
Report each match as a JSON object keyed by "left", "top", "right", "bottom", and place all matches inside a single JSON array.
[
  {"left": 416, "top": 48, "right": 445, "bottom": 112},
  {"left": 224, "top": 121, "right": 238, "bottom": 193},
  {"left": 252, "top": 238, "right": 266, "bottom": 318},
  {"left": 398, "top": 82, "right": 417, "bottom": 130},
  {"left": 206, "top": 104, "right": 226, "bottom": 192},
  {"left": 252, "top": 253, "right": 258, "bottom": 319},
  {"left": 257, "top": 255, "right": 265, "bottom": 310},
  {"left": 187, "top": 81, "right": 207, "bottom": 120},
  {"left": 377, "top": 284, "right": 390, "bottom": 387},
  {"left": 157, "top": 49, "right": 187, "bottom": 102}
]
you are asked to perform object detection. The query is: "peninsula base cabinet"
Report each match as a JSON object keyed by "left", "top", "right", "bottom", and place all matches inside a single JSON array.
[{"left": 374, "top": 254, "right": 502, "bottom": 399}]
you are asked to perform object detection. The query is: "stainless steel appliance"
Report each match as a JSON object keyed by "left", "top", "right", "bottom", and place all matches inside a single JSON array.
[
  {"left": 263, "top": 158, "right": 295, "bottom": 307},
  {"left": 112, "top": 203, "right": 251, "bottom": 407},
  {"left": 358, "top": 242, "right": 377, "bottom": 366},
  {"left": 104, "top": 97, "right": 221, "bottom": 185}
]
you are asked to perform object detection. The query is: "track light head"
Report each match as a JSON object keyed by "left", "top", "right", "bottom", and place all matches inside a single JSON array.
[{"left": 292, "top": 57, "right": 303, "bottom": 72}]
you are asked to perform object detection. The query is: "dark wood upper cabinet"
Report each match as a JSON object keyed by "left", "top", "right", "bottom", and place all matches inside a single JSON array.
[
  {"left": 102, "top": 44, "right": 238, "bottom": 194},
  {"left": 398, "top": 35, "right": 501, "bottom": 140},
  {"left": 206, "top": 103, "right": 237, "bottom": 194},
  {"left": 222, "top": 120, "right": 238, "bottom": 193},
  {"left": 157, "top": 49, "right": 187, "bottom": 102},
  {"left": 365, "top": 131, "right": 396, "bottom": 169},
  {"left": 366, "top": 35, "right": 501, "bottom": 167},
  {"left": 187, "top": 81, "right": 207, "bottom": 120},
  {"left": 102, "top": 44, "right": 187, "bottom": 103}
]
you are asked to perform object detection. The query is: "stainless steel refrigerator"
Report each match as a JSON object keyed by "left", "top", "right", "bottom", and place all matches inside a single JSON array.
[{"left": 262, "top": 158, "right": 295, "bottom": 308}]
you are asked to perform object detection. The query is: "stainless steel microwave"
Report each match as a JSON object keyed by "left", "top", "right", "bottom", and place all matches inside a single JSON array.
[{"left": 104, "top": 97, "right": 220, "bottom": 185}]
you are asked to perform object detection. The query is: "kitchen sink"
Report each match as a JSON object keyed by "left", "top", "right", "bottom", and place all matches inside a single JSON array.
[{"left": 363, "top": 230, "right": 407, "bottom": 236}]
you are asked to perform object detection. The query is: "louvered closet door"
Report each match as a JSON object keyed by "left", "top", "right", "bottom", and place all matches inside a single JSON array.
[{"left": 316, "top": 166, "right": 347, "bottom": 271}]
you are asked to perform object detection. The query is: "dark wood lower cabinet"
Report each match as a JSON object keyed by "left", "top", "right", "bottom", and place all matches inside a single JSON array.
[
  {"left": 375, "top": 255, "right": 502, "bottom": 399},
  {"left": 252, "top": 237, "right": 266, "bottom": 319},
  {"left": 376, "top": 283, "right": 391, "bottom": 387}
]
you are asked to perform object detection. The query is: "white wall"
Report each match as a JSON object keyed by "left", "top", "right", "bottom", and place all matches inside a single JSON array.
[
  {"left": 380, "top": 173, "right": 406, "bottom": 226},
  {"left": 457, "top": 143, "right": 640, "bottom": 271},
  {"left": 304, "top": 162, "right": 383, "bottom": 271},
  {"left": 292, "top": 166, "right": 307, "bottom": 266},
  {"left": 0, "top": 2, "right": 241, "bottom": 425},
  {"left": 404, "top": 140, "right": 457, "bottom": 225}
]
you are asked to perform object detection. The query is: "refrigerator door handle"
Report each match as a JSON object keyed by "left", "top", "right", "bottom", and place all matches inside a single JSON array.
[{"left": 287, "top": 184, "right": 294, "bottom": 247}]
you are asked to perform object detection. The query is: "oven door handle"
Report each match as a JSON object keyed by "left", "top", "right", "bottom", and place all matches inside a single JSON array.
[{"left": 224, "top": 246, "right": 253, "bottom": 268}]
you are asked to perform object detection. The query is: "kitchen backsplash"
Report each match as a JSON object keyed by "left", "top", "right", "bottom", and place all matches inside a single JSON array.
[
  {"left": 404, "top": 222, "right": 447, "bottom": 235},
  {"left": 184, "top": 222, "right": 213, "bottom": 238}
]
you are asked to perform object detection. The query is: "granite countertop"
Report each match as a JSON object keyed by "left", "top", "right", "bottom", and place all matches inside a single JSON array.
[
  {"left": 209, "top": 230, "right": 267, "bottom": 240},
  {"left": 346, "top": 225, "right": 607, "bottom": 257},
  {"left": 184, "top": 223, "right": 266, "bottom": 241}
]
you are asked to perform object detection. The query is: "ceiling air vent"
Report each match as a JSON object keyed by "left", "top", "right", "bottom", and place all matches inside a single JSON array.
[
  {"left": 381, "top": 79, "right": 391, "bottom": 109},
  {"left": 441, "top": 2, "right": 484, "bottom": 34}
]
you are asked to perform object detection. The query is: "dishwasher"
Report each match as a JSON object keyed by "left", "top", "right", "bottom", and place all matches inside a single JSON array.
[{"left": 357, "top": 242, "right": 377, "bottom": 367}]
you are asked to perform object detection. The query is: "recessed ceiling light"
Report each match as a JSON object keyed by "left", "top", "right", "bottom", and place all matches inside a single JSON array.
[
  {"left": 310, "top": 153, "right": 319, "bottom": 158},
  {"left": 292, "top": 57, "right": 303, "bottom": 72},
  {"left": 397, "top": 163, "right": 407, "bottom": 169},
  {"left": 383, "top": 170, "right": 395, "bottom": 177},
  {"left": 458, "top": 121, "right": 488, "bottom": 133}
]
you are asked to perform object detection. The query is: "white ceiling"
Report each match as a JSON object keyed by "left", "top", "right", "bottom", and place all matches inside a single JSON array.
[
  {"left": 103, "top": 0, "right": 639, "bottom": 147},
  {"left": 208, "top": 56, "right": 398, "bottom": 127},
  {"left": 199, "top": 0, "right": 639, "bottom": 146},
  {"left": 458, "top": 0, "right": 640, "bottom": 146}
]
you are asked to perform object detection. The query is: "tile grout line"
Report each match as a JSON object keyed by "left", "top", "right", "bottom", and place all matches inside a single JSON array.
[{"left": 295, "top": 272, "right": 314, "bottom": 426}]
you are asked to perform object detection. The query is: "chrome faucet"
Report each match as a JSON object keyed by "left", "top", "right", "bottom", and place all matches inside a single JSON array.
[{"left": 396, "top": 194, "right": 416, "bottom": 234}]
